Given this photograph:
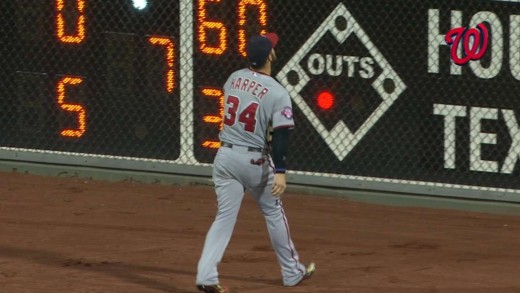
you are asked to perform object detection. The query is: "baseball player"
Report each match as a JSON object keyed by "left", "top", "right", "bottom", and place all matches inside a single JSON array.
[{"left": 195, "top": 33, "right": 315, "bottom": 293}]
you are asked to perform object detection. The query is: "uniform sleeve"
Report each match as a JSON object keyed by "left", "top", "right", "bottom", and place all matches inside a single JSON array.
[
  {"left": 222, "top": 75, "right": 232, "bottom": 95},
  {"left": 272, "top": 90, "right": 295, "bottom": 129}
]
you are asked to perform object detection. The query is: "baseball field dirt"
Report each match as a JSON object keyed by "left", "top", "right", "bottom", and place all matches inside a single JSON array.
[{"left": 1, "top": 171, "right": 520, "bottom": 293}]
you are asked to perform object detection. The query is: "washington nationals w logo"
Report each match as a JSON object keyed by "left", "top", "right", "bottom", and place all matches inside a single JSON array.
[{"left": 445, "top": 22, "right": 489, "bottom": 65}]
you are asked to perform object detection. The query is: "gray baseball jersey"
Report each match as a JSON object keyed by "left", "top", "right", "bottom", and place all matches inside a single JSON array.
[
  {"left": 219, "top": 68, "right": 295, "bottom": 148},
  {"left": 196, "top": 68, "right": 310, "bottom": 288}
]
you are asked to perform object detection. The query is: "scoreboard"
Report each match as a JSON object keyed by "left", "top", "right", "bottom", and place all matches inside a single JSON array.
[
  {"left": 0, "top": 0, "right": 274, "bottom": 162},
  {"left": 2, "top": 0, "right": 520, "bottom": 198}
]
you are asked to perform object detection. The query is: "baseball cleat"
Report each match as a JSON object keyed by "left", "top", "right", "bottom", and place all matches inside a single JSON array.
[
  {"left": 303, "top": 262, "right": 316, "bottom": 281},
  {"left": 196, "top": 284, "right": 228, "bottom": 293},
  {"left": 292, "top": 262, "right": 316, "bottom": 286}
]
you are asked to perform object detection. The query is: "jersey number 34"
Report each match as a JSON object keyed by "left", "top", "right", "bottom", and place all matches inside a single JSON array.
[{"left": 223, "top": 95, "right": 259, "bottom": 132}]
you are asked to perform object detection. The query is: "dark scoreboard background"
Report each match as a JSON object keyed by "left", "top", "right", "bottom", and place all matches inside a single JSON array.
[
  {"left": 1, "top": 0, "right": 182, "bottom": 159},
  {"left": 2, "top": 0, "right": 520, "bottom": 191}
]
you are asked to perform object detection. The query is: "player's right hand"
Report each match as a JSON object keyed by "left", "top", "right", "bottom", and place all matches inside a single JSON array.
[{"left": 272, "top": 173, "right": 286, "bottom": 197}]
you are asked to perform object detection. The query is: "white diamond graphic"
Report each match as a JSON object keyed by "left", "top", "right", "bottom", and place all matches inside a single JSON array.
[{"left": 277, "top": 3, "right": 407, "bottom": 161}]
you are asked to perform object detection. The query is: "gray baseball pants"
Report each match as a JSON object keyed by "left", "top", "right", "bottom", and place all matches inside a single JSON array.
[{"left": 196, "top": 145, "right": 306, "bottom": 286}]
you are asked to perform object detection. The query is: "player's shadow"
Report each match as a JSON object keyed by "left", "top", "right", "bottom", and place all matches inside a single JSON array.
[{"left": 0, "top": 245, "right": 280, "bottom": 292}]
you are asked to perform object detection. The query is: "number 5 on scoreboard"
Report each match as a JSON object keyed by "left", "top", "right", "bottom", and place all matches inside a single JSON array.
[{"left": 57, "top": 76, "right": 87, "bottom": 138}]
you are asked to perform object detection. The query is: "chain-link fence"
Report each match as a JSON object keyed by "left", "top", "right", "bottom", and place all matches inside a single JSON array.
[{"left": 1, "top": 0, "right": 520, "bottom": 198}]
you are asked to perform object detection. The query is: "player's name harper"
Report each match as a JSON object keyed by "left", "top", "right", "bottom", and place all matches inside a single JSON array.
[{"left": 229, "top": 77, "right": 269, "bottom": 99}]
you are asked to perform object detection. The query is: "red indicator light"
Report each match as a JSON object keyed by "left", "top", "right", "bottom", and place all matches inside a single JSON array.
[{"left": 316, "top": 91, "right": 334, "bottom": 110}]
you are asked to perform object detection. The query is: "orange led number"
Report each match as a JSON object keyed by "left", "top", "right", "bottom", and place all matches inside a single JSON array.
[
  {"left": 57, "top": 77, "right": 87, "bottom": 138},
  {"left": 198, "top": 0, "right": 228, "bottom": 55},
  {"left": 56, "top": 0, "right": 86, "bottom": 44},
  {"left": 238, "top": 0, "right": 268, "bottom": 57},
  {"left": 201, "top": 88, "right": 224, "bottom": 149},
  {"left": 148, "top": 36, "right": 175, "bottom": 93}
]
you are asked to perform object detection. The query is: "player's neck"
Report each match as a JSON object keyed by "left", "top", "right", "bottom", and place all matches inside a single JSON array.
[{"left": 252, "top": 63, "right": 271, "bottom": 76}]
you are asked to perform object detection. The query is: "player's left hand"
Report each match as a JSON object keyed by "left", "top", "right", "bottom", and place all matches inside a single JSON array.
[{"left": 272, "top": 173, "right": 286, "bottom": 197}]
